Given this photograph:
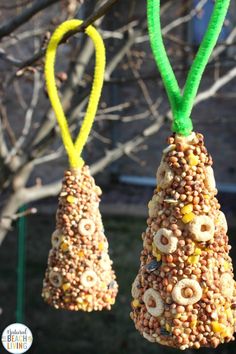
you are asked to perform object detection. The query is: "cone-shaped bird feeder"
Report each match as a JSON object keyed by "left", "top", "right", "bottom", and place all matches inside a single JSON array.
[
  {"left": 42, "top": 20, "right": 118, "bottom": 311},
  {"left": 131, "top": 0, "right": 236, "bottom": 349},
  {"left": 131, "top": 132, "right": 236, "bottom": 349},
  {"left": 42, "top": 166, "right": 117, "bottom": 311}
]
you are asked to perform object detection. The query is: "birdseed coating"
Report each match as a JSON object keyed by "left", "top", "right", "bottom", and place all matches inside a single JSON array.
[
  {"left": 130, "top": 132, "right": 236, "bottom": 350},
  {"left": 42, "top": 165, "right": 118, "bottom": 311}
]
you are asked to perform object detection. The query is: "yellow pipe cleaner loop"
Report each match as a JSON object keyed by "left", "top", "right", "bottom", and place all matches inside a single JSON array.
[{"left": 45, "top": 19, "right": 106, "bottom": 168}]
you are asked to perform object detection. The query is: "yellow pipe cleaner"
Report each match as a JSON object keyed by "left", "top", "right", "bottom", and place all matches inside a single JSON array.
[{"left": 45, "top": 19, "right": 106, "bottom": 168}]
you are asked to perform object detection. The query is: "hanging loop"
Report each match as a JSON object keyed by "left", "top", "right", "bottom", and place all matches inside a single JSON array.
[
  {"left": 147, "top": 0, "right": 230, "bottom": 136},
  {"left": 45, "top": 19, "right": 106, "bottom": 168}
]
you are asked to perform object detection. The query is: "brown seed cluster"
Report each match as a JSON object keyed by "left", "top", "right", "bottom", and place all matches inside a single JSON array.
[
  {"left": 42, "top": 165, "right": 118, "bottom": 312},
  {"left": 130, "top": 132, "right": 236, "bottom": 350}
]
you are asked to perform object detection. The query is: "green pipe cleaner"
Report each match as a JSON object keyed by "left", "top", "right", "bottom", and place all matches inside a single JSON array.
[{"left": 147, "top": 0, "right": 231, "bottom": 136}]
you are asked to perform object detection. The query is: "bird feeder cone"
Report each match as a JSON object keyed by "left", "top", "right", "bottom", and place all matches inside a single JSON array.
[
  {"left": 42, "top": 165, "right": 118, "bottom": 311},
  {"left": 130, "top": 132, "right": 236, "bottom": 349}
]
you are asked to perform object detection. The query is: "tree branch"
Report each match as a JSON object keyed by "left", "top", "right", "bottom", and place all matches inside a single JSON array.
[
  {"left": 0, "top": 0, "right": 61, "bottom": 39},
  {"left": 2, "top": 0, "right": 121, "bottom": 69},
  {"left": 6, "top": 71, "right": 41, "bottom": 163}
]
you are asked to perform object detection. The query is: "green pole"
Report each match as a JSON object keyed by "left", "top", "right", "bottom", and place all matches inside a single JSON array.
[{"left": 16, "top": 206, "right": 26, "bottom": 323}]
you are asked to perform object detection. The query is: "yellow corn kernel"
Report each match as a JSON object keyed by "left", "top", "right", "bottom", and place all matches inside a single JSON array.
[
  {"left": 67, "top": 195, "right": 78, "bottom": 204},
  {"left": 132, "top": 299, "right": 141, "bottom": 308},
  {"left": 190, "top": 320, "right": 197, "bottom": 329},
  {"left": 152, "top": 248, "right": 157, "bottom": 257},
  {"left": 194, "top": 247, "right": 202, "bottom": 256},
  {"left": 181, "top": 204, "right": 193, "bottom": 215},
  {"left": 188, "top": 255, "right": 200, "bottom": 265},
  {"left": 223, "top": 261, "right": 231, "bottom": 271},
  {"left": 80, "top": 303, "right": 88, "bottom": 311},
  {"left": 203, "top": 194, "right": 210, "bottom": 199},
  {"left": 60, "top": 242, "right": 69, "bottom": 251},
  {"left": 226, "top": 308, "right": 233, "bottom": 320},
  {"left": 109, "top": 298, "right": 115, "bottom": 305},
  {"left": 98, "top": 242, "right": 104, "bottom": 251},
  {"left": 157, "top": 186, "right": 162, "bottom": 192},
  {"left": 182, "top": 212, "right": 195, "bottom": 224},
  {"left": 188, "top": 153, "right": 199, "bottom": 166},
  {"left": 76, "top": 297, "right": 83, "bottom": 304},
  {"left": 78, "top": 250, "right": 85, "bottom": 258},
  {"left": 165, "top": 323, "right": 171, "bottom": 332},
  {"left": 62, "top": 282, "right": 71, "bottom": 291},
  {"left": 156, "top": 253, "right": 162, "bottom": 261},
  {"left": 152, "top": 244, "right": 162, "bottom": 260},
  {"left": 86, "top": 294, "right": 93, "bottom": 303},
  {"left": 64, "top": 296, "right": 71, "bottom": 303},
  {"left": 175, "top": 313, "right": 182, "bottom": 319},
  {"left": 211, "top": 321, "right": 225, "bottom": 333},
  {"left": 221, "top": 329, "right": 232, "bottom": 338}
]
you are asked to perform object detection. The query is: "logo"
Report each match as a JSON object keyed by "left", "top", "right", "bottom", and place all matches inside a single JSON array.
[{"left": 1, "top": 323, "right": 33, "bottom": 353}]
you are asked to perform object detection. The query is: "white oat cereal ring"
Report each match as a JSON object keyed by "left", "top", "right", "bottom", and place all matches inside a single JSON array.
[
  {"left": 49, "top": 270, "right": 63, "bottom": 288},
  {"left": 143, "top": 288, "right": 164, "bottom": 317},
  {"left": 220, "top": 273, "right": 234, "bottom": 297},
  {"left": 189, "top": 215, "right": 214, "bottom": 242},
  {"left": 204, "top": 166, "right": 216, "bottom": 192},
  {"left": 216, "top": 211, "right": 228, "bottom": 233},
  {"left": 172, "top": 279, "right": 202, "bottom": 305},
  {"left": 78, "top": 218, "right": 95, "bottom": 236},
  {"left": 153, "top": 228, "right": 178, "bottom": 254},
  {"left": 156, "top": 162, "right": 174, "bottom": 188},
  {"left": 131, "top": 275, "right": 141, "bottom": 299},
  {"left": 51, "top": 229, "right": 63, "bottom": 248},
  {"left": 80, "top": 269, "right": 98, "bottom": 288}
]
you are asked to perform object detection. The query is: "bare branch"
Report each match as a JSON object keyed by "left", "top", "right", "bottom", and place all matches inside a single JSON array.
[
  {"left": 0, "top": 0, "right": 32, "bottom": 10},
  {"left": 0, "top": 104, "right": 16, "bottom": 146},
  {"left": 162, "top": 0, "right": 208, "bottom": 34},
  {"left": 128, "top": 53, "right": 160, "bottom": 120},
  {"left": 195, "top": 67, "right": 236, "bottom": 105},
  {"left": 211, "top": 27, "right": 236, "bottom": 60},
  {"left": 0, "top": 117, "right": 8, "bottom": 159},
  {"left": 105, "top": 31, "right": 142, "bottom": 80},
  {"left": 0, "top": 48, "right": 22, "bottom": 66},
  {"left": 4, "top": 0, "right": 121, "bottom": 70},
  {"left": 2, "top": 207, "right": 37, "bottom": 221},
  {"left": 60, "top": 0, "right": 120, "bottom": 43},
  {"left": 2, "top": 28, "right": 45, "bottom": 49},
  {"left": 6, "top": 71, "right": 41, "bottom": 163},
  {"left": 32, "top": 147, "right": 64, "bottom": 167},
  {"left": 0, "top": 0, "right": 61, "bottom": 39}
]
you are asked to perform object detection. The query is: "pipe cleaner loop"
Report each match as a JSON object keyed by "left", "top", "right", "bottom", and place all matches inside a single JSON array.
[
  {"left": 147, "top": 0, "right": 230, "bottom": 136},
  {"left": 45, "top": 19, "right": 105, "bottom": 168}
]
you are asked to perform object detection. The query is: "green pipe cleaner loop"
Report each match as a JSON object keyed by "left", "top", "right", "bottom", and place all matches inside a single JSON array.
[{"left": 147, "top": 0, "right": 230, "bottom": 136}]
